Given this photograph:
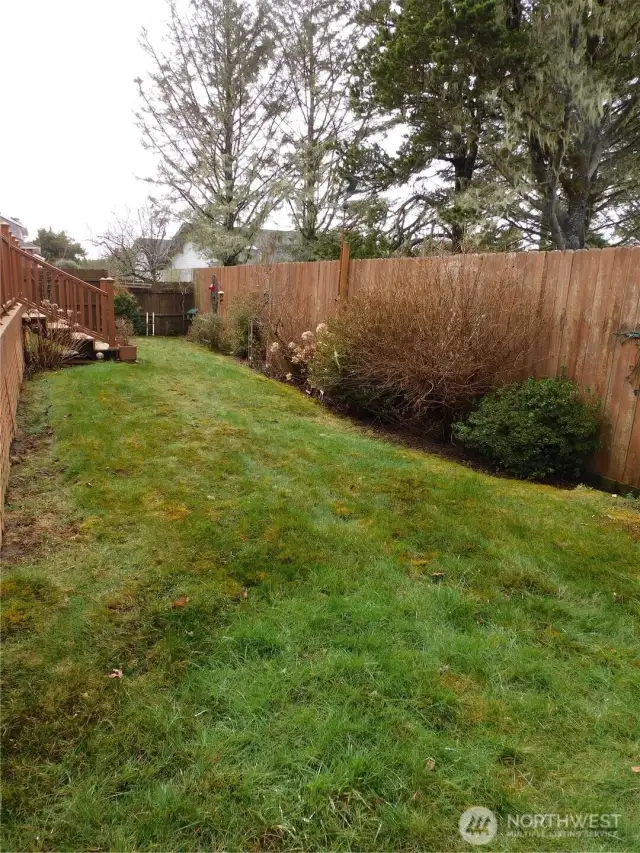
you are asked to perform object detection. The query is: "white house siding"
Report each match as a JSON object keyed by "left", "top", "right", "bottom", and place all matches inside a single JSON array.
[
  {"left": 170, "top": 242, "right": 214, "bottom": 270},
  {"left": 161, "top": 241, "right": 217, "bottom": 283}
]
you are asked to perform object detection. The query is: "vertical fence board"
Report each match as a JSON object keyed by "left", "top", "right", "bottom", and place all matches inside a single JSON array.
[
  {"left": 533, "top": 251, "right": 558, "bottom": 377},
  {"left": 517, "top": 251, "right": 547, "bottom": 376},
  {"left": 544, "top": 251, "right": 575, "bottom": 377},
  {"left": 597, "top": 253, "right": 638, "bottom": 482},
  {"left": 573, "top": 250, "right": 603, "bottom": 383},
  {"left": 605, "top": 259, "right": 640, "bottom": 483},
  {"left": 0, "top": 304, "right": 25, "bottom": 546},
  {"left": 579, "top": 248, "right": 616, "bottom": 395}
]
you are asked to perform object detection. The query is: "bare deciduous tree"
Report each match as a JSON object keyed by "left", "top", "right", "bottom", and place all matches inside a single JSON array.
[
  {"left": 136, "top": 0, "right": 283, "bottom": 266},
  {"left": 271, "top": 0, "right": 368, "bottom": 257},
  {"left": 95, "top": 202, "right": 174, "bottom": 283}
]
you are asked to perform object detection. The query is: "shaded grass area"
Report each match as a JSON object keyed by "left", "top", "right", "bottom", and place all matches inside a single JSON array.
[{"left": 1, "top": 338, "right": 639, "bottom": 852}]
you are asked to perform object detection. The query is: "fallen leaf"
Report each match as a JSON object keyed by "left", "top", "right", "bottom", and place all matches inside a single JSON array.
[
  {"left": 632, "top": 766, "right": 640, "bottom": 773},
  {"left": 108, "top": 668, "right": 123, "bottom": 679},
  {"left": 425, "top": 758, "right": 436, "bottom": 771},
  {"left": 242, "top": 588, "right": 249, "bottom": 599},
  {"left": 172, "top": 596, "right": 190, "bottom": 608}
]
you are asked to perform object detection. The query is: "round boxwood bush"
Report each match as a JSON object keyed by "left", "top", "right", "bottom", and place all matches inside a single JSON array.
[{"left": 453, "top": 375, "right": 602, "bottom": 480}]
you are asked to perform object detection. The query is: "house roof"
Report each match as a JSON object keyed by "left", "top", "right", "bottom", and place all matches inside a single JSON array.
[
  {"left": 1, "top": 214, "right": 43, "bottom": 257},
  {"left": 1, "top": 214, "right": 28, "bottom": 241}
]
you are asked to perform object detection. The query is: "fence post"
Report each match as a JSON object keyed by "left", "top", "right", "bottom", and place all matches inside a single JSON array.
[
  {"left": 0, "top": 224, "right": 9, "bottom": 308},
  {"left": 338, "top": 240, "right": 350, "bottom": 304},
  {"left": 100, "top": 277, "right": 117, "bottom": 347}
]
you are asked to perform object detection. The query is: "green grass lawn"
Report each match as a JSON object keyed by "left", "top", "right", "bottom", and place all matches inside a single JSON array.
[{"left": 2, "top": 338, "right": 639, "bottom": 852}]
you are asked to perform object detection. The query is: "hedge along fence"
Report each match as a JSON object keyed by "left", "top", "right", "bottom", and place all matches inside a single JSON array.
[
  {"left": 193, "top": 248, "right": 640, "bottom": 488},
  {"left": 0, "top": 303, "right": 25, "bottom": 547}
]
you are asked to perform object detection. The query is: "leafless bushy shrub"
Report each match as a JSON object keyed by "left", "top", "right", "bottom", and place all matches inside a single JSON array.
[
  {"left": 265, "top": 293, "right": 310, "bottom": 352},
  {"left": 254, "top": 264, "right": 332, "bottom": 380},
  {"left": 24, "top": 310, "right": 80, "bottom": 377},
  {"left": 187, "top": 313, "right": 228, "bottom": 352},
  {"left": 115, "top": 317, "right": 134, "bottom": 346},
  {"left": 310, "top": 260, "right": 547, "bottom": 425},
  {"left": 226, "top": 292, "right": 269, "bottom": 361}
]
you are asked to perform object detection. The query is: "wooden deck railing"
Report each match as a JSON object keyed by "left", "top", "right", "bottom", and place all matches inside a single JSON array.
[{"left": 0, "top": 224, "right": 115, "bottom": 345}]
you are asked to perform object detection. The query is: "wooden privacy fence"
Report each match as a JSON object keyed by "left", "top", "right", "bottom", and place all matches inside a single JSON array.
[
  {"left": 194, "top": 248, "right": 640, "bottom": 488},
  {"left": 194, "top": 261, "right": 340, "bottom": 330},
  {"left": 128, "top": 283, "right": 195, "bottom": 336},
  {"left": 0, "top": 303, "right": 25, "bottom": 546}
]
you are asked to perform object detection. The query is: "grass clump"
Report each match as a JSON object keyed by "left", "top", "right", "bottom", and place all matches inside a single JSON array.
[{"left": 1, "top": 339, "right": 638, "bottom": 852}]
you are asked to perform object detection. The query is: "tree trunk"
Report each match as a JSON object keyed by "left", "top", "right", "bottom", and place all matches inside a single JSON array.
[
  {"left": 450, "top": 144, "right": 478, "bottom": 253},
  {"left": 563, "top": 198, "right": 587, "bottom": 249}
]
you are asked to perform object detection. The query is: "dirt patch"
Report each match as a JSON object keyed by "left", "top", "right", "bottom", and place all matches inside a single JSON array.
[
  {"left": 2, "top": 426, "right": 81, "bottom": 566},
  {"left": 8, "top": 426, "right": 50, "bottom": 463},
  {"left": 602, "top": 505, "right": 640, "bottom": 541}
]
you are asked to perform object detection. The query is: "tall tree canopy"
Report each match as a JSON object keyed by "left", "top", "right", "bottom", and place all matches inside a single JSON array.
[
  {"left": 137, "top": 0, "right": 639, "bottom": 257},
  {"left": 136, "top": 0, "right": 282, "bottom": 265},
  {"left": 494, "top": 0, "right": 640, "bottom": 249},
  {"left": 353, "top": 0, "right": 640, "bottom": 251},
  {"left": 353, "top": 0, "right": 520, "bottom": 251},
  {"left": 36, "top": 228, "right": 87, "bottom": 267},
  {"left": 270, "top": 0, "right": 369, "bottom": 257}
]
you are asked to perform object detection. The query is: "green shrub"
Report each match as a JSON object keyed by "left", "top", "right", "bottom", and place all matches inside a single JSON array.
[
  {"left": 187, "top": 313, "right": 227, "bottom": 352},
  {"left": 227, "top": 294, "right": 266, "bottom": 360},
  {"left": 114, "top": 289, "right": 145, "bottom": 335},
  {"left": 453, "top": 375, "right": 602, "bottom": 480}
]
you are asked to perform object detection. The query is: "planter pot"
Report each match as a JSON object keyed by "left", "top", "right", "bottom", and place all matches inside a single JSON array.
[{"left": 118, "top": 345, "right": 137, "bottom": 363}]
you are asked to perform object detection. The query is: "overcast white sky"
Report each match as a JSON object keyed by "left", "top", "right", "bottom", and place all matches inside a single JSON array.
[{"left": 0, "top": 0, "right": 168, "bottom": 253}]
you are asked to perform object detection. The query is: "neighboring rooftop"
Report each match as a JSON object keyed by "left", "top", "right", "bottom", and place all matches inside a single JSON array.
[{"left": 0, "top": 214, "right": 42, "bottom": 257}]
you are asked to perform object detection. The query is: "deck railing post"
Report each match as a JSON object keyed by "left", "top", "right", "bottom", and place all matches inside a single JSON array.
[
  {"left": 0, "top": 224, "right": 9, "bottom": 308},
  {"left": 100, "top": 277, "right": 117, "bottom": 347}
]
